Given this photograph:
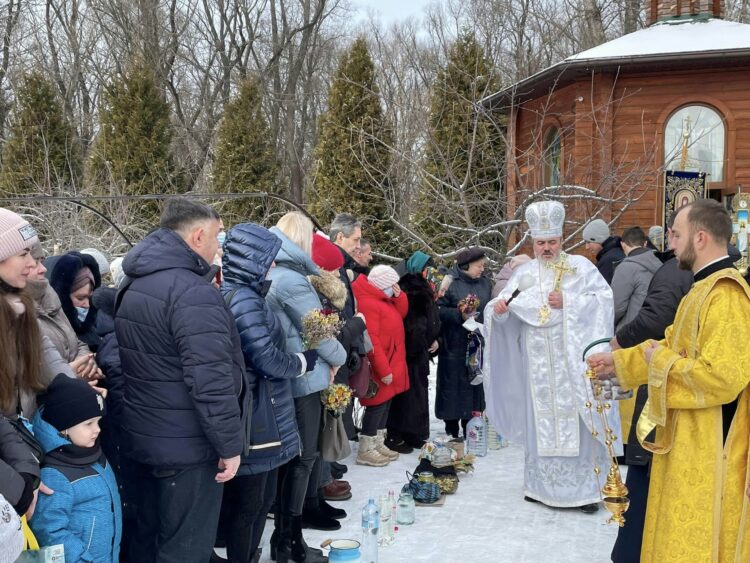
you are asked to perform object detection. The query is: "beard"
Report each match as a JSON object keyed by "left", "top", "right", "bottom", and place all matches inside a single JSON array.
[
  {"left": 536, "top": 250, "right": 559, "bottom": 262},
  {"left": 677, "top": 238, "right": 696, "bottom": 271}
]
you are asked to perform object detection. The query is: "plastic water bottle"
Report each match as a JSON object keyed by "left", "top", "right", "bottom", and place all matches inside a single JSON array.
[
  {"left": 466, "top": 411, "right": 488, "bottom": 457},
  {"left": 377, "top": 495, "right": 394, "bottom": 546},
  {"left": 388, "top": 490, "right": 398, "bottom": 543},
  {"left": 361, "top": 498, "right": 379, "bottom": 562}
]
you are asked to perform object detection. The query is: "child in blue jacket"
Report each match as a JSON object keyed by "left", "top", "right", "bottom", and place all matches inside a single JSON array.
[{"left": 30, "top": 374, "right": 122, "bottom": 563}]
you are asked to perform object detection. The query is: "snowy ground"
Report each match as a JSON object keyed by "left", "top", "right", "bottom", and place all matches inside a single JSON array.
[{"left": 247, "top": 369, "right": 620, "bottom": 562}]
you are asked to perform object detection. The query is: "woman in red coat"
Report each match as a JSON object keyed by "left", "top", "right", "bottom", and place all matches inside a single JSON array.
[{"left": 351, "top": 265, "right": 409, "bottom": 467}]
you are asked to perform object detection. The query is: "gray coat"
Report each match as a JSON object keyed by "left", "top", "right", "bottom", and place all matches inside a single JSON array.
[
  {"left": 0, "top": 415, "right": 40, "bottom": 511},
  {"left": 265, "top": 227, "right": 346, "bottom": 398},
  {"left": 611, "top": 248, "right": 663, "bottom": 331}
]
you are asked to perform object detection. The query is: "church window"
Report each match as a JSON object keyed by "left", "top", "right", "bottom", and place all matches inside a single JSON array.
[
  {"left": 664, "top": 105, "right": 725, "bottom": 182},
  {"left": 543, "top": 127, "right": 562, "bottom": 187}
]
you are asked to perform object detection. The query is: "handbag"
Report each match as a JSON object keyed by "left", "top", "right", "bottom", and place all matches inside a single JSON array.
[
  {"left": 319, "top": 409, "right": 351, "bottom": 462},
  {"left": 348, "top": 354, "right": 377, "bottom": 399},
  {"left": 400, "top": 471, "right": 441, "bottom": 504},
  {"left": 9, "top": 415, "right": 44, "bottom": 464}
]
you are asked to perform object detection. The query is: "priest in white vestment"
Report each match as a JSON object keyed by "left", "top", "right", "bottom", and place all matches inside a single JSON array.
[{"left": 483, "top": 201, "right": 621, "bottom": 513}]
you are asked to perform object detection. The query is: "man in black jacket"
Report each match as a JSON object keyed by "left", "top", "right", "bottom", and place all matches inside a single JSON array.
[
  {"left": 609, "top": 222, "right": 693, "bottom": 563},
  {"left": 583, "top": 218, "right": 625, "bottom": 284},
  {"left": 116, "top": 198, "right": 249, "bottom": 563}
]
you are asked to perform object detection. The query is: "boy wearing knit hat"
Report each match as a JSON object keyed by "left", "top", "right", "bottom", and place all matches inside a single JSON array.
[{"left": 30, "top": 375, "right": 122, "bottom": 562}]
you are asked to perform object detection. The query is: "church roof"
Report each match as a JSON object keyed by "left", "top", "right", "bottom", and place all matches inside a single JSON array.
[
  {"left": 484, "top": 18, "right": 750, "bottom": 109},
  {"left": 568, "top": 18, "right": 750, "bottom": 62}
]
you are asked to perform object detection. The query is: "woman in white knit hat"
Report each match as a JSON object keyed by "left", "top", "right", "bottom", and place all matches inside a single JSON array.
[{"left": 351, "top": 265, "right": 410, "bottom": 466}]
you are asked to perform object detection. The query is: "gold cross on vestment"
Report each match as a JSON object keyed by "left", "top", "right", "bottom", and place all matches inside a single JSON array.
[
  {"left": 537, "top": 254, "right": 577, "bottom": 325},
  {"left": 548, "top": 254, "right": 577, "bottom": 292}
]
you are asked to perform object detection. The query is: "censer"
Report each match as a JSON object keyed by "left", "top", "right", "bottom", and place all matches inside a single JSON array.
[{"left": 582, "top": 338, "right": 629, "bottom": 527}]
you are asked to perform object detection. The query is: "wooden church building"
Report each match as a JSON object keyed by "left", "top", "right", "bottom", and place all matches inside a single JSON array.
[{"left": 485, "top": 0, "right": 750, "bottom": 237}]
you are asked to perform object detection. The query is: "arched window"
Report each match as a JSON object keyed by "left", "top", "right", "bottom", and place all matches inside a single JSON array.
[
  {"left": 664, "top": 105, "right": 725, "bottom": 182},
  {"left": 543, "top": 127, "right": 561, "bottom": 187}
]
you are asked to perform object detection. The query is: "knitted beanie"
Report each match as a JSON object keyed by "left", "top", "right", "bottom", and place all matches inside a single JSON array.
[
  {"left": 312, "top": 233, "right": 344, "bottom": 271},
  {"left": 80, "top": 248, "right": 109, "bottom": 278},
  {"left": 367, "top": 265, "right": 399, "bottom": 290},
  {"left": 41, "top": 374, "right": 106, "bottom": 431},
  {"left": 582, "top": 219, "right": 610, "bottom": 244},
  {"left": 0, "top": 208, "right": 39, "bottom": 262}
]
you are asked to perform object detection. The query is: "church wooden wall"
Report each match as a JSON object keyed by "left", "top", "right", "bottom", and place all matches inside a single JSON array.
[{"left": 507, "top": 63, "right": 750, "bottom": 238}]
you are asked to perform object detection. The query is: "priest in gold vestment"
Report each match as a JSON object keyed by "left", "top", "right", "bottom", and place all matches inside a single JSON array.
[{"left": 589, "top": 200, "right": 750, "bottom": 563}]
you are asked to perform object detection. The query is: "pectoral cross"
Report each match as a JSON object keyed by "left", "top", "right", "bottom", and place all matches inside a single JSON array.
[{"left": 538, "top": 254, "right": 577, "bottom": 325}]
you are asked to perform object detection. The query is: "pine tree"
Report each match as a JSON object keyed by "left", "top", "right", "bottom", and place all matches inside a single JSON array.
[
  {"left": 87, "top": 63, "right": 179, "bottom": 229},
  {"left": 211, "top": 77, "right": 279, "bottom": 226},
  {"left": 418, "top": 32, "right": 505, "bottom": 255},
  {"left": 308, "top": 37, "right": 394, "bottom": 251},
  {"left": 0, "top": 72, "right": 82, "bottom": 196}
]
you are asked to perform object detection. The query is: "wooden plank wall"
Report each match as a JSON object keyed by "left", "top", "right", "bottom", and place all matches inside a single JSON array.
[{"left": 507, "top": 63, "right": 750, "bottom": 238}]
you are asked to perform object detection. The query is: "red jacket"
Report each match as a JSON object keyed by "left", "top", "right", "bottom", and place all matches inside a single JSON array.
[{"left": 352, "top": 275, "right": 409, "bottom": 406}]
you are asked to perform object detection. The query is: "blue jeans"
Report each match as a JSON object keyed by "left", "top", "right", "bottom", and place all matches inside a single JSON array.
[{"left": 124, "top": 461, "right": 223, "bottom": 563}]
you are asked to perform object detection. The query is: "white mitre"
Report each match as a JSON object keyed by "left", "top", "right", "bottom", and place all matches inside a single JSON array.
[{"left": 525, "top": 200, "right": 565, "bottom": 238}]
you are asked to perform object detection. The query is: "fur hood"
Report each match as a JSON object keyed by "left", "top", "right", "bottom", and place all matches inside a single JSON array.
[{"left": 309, "top": 269, "right": 348, "bottom": 311}]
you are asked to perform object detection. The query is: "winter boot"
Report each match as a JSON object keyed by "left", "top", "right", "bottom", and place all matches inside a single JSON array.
[
  {"left": 384, "top": 435, "right": 414, "bottom": 454},
  {"left": 356, "top": 435, "right": 389, "bottom": 467},
  {"left": 375, "top": 429, "right": 400, "bottom": 461},
  {"left": 277, "top": 516, "right": 328, "bottom": 563},
  {"left": 301, "top": 497, "right": 341, "bottom": 531}
]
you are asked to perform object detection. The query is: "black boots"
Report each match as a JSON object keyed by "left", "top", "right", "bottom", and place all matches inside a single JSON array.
[{"left": 275, "top": 515, "right": 328, "bottom": 562}]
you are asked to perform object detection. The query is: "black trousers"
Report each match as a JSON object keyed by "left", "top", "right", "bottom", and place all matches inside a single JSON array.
[
  {"left": 124, "top": 461, "right": 222, "bottom": 563},
  {"left": 278, "top": 393, "right": 322, "bottom": 517},
  {"left": 444, "top": 418, "right": 469, "bottom": 438},
  {"left": 217, "top": 468, "right": 279, "bottom": 562},
  {"left": 361, "top": 401, "right": 390, "bottom": 436},
  {"left": 611, "top": 462, "right": 650, "bottom": 563}
]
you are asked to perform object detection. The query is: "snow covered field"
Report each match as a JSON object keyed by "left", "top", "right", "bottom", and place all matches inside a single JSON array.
[{"left": 249, "top": 370, "right": 620, "bottom": 562}]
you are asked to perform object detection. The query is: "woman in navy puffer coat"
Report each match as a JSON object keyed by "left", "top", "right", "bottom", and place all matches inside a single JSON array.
[
  {"left": 265, "top": 213, "right": 346, "bottom": 563},
  {"left": 218, "top": 223, "right": 313, "bottom": 563}
]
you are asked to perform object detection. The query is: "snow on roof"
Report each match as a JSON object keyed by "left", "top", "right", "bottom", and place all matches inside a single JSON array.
[{"left": 567, "top": 18, "right": 750, "bottom": 62}]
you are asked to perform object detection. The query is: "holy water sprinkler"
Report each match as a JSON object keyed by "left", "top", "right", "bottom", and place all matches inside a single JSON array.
[{"left": 506, "top": 273, "right": 535, "bottom": 306}]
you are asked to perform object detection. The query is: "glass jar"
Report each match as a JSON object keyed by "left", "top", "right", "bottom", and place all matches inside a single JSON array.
[
  {"left": 416, "top": 471, "right": 435, "bottom": 484},
  {"left": 397, "top": 492, "right": 416, "bottom": 525}
]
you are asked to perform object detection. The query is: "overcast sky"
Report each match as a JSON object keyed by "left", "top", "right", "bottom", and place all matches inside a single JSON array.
[{"left": 351, "top": 0, "right": 434, "bottom": 25}]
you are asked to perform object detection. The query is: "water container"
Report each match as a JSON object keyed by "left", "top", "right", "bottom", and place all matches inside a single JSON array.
[
  {"left": 377, "top": 495, "right": 394, "bottom": 546},
  {"left": 466, "top": 411, "right": 488, "bottom": 457},
  {"left": 485, "top": 414, "right": 507, "bottom": 450},
  {"left": 361, "top": 498, "right": 379, "bottom": 563},
  {"left": 329, "top": 539, "right": 362, "bottom": 563}
]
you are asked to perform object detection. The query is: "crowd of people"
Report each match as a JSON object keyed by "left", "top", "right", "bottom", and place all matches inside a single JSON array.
[
  {"left": 1, "top": 195, "right": 749, "bottom": 563},
  {"left": 0, "top": 199, "right": 491, "bottom": 563}
]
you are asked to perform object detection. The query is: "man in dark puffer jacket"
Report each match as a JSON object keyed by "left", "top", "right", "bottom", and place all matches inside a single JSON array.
[{"left": 115, "top": 198, "right": 249, "bottom": 563}]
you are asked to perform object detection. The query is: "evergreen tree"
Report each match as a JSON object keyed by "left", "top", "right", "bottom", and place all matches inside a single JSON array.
[
  {"left": 87, "top": 63, "right": 179, "bottom": 229},
  {"left": 418, "top": 32, "right": 505, "bottom": 255},
  {"left": 308, "top": 37, "right": 394, "bottom": 251},
  {"left": 0, "top": 72, "right": 82, "bottom": 196},
  {"left": 211, "top": 77, "right": 279, "bottom": 225}
]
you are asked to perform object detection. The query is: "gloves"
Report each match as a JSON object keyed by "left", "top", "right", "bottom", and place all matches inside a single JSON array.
[{"left": 302, "top": 349, "right": 319, "bottom": 372}]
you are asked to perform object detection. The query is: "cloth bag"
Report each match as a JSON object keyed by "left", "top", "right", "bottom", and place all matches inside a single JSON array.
[{"left": 320, "top": 410, "right": 351, "bottom": 462}]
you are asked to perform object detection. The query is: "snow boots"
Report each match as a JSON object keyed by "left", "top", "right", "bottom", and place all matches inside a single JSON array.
[
  {"left": 375, "top": 429, "right": 400, "bottom": 461},
  {"left": 356, "top": 435, "right": 389, "bottom": 466}
]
